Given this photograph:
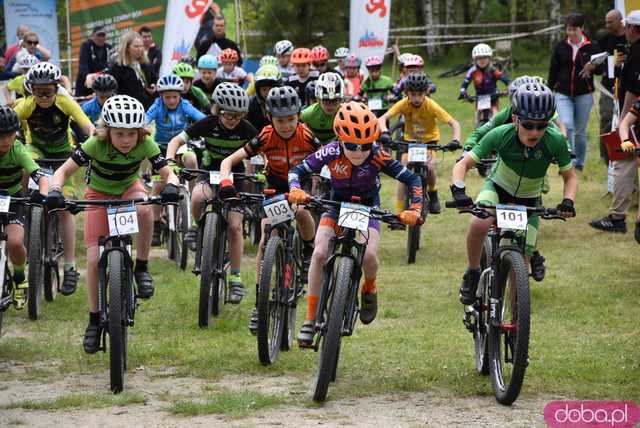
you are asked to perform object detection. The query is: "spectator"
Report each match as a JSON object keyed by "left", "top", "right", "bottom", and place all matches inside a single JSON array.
[
  {"left": 195, "top": 15, "right": 242, "bottom": 66},
  {"left": 548, "top": 13, "right": 600, "bottom": 171},
  {"left": 105, "top": 31, "right": 157, "bottom": 109},
  {"left": 3, "top": 25, "right": 30, "bottom": 64},
  {"left": 139, "top": 26, "right": 162, "bottom": 76},
  {"left": 589, "top": 10, "right": 640, "bottom": 235},
  {"left": 194, "top": 2, "right": 222, "bottom": 52},
  {"left": 75, "top": 26, "right": 112, "bottom": 97},
  {"left": 7, "top": 31, "right": 51, "bottom": 73}
]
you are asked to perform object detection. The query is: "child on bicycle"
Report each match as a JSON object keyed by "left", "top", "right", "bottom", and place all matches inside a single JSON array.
[
  {"left": 166, "top": 82, "right": 258, "bottom": 303},
  {"left": 219, "top": 86, "right": 319, "bottom": 332},
  {"left": 46, "top": 95, "right": 180, "bottom": 353},
  {"left": 0, "top": 106, "right": 48, "bottom": 309},
  {"left": 300, "top": 72, "right": 345, "bottom": 145},
  {"left": 246, "top": 56, "right": 279, "bottom": 97},
  {"left": 391, "top": 54, "right": 436, "bottom": 99},
  {"left": 14, "top": 61, "right": 95, "bottom": 296},
  {"left": 287, "top": 101, "right": 423, "bottom": 347},
  {"left": 81, "top": 74, "right": 118, "bottom": 124},
  {"left": 193, "top": 54, "right": 219, "bottom": 100},
  {"left": 359, "top": 56, "right": 394, "bottom": 117},
  {"left": 2, "top": 54, "right": 38, "bottom": 105},
  {"left": 173, "top": 62, "right": 211, "bottom": 114},
  {"left": 311, "top": 45, "right": 334, "bottom": 74},
  {"left": 274, "top": 40, "right": 295, "bottom": 80},
  {"left": 285, "top": 48, "right": 319, "bottom": 105},
  {"left": 343, "top": 55, "right": 363, "bottom": 99},
  {"left": 247, "top": 65, "right": 282, "bottom": 131},
  {"left": 333, "top": 47, "right": 350, "bottom": 76},
  {"left": 146, "top": 74, "right": 206, "bottom": 245},
  {"left": 378, "top": 72, "right": 462, "bottom": 215},
  {"left": 216, "top": 48, "right": 252, "bottom": 86},
  {"left": 459, "top": 44, "right": 510, "bottom": 113}
]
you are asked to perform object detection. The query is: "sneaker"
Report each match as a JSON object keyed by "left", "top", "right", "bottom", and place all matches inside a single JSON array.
[
  {"left": 13, "top": 281, "right": 27, "bottom": 310},
  {"left": 459, "top": 268, "right": 481, "bottom": 305},
  {"left": 589, "top": 215, "right": 627, "bottom": 233},
  {"left": 134, "top": 270, "right": 155, "bottom": 299},
  {"left": 228, "top": 274, "right": 245, "bottom": 304},
  {"left": 297, "top": 320, "right": 315, "bottom": 348},
  {"left": 83, "top": 323, "right": 102, "bottom": 354},
  {"left": 60, "top": 268, "right": 80, "bottom": 296},
  {"left": 530, "top": 250, "right": 546, "bottom": 282},
  {"left": 635, "top": 222, "right": 640, "bottom": 244},
  {"left": 248, "top": 308, "right": 258, "bottom": 335},
  {"left": 427, "top": 190, "right": 441, "bottom": 214},
  {"left": 359, "top": 292, "right": 378, "bottom": 324},
  {"left": 152, "top": 221, "right": 164, "bottom": 246}
]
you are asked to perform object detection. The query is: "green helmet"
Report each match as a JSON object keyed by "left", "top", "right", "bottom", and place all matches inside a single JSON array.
[
  {"left": 255, "top": 65, "right": 282, "bottom": 90},
  {"left": 173, "top": 62, "right": 195, "bottom": 79}
]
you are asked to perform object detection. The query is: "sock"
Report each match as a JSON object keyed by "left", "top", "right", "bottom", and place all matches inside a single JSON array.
[
  {"left": 428, "top": 184, "right": 438, "bottom": 193},
  {"left": 135, "top": 259, "right": 148, "bottom": 272},
  {"left": 64, "top": 262, "right": 76, "bottom": 272},
  {"left": 89, "top": 311, "right": 100, "bottom": 326},
  {"left": 362, "top": 277, "right": 377, "bottom": 294},
  {"left": 231, "top": 268, "right": 241, "bottom": 276},
  {"left": 13, "top": 263, "right": 25, "bottom": 283},
  {"left": 302, "top": 239, "right": 314, "bottom": 257},
  {"left": 305, "top": 295, "right": 319, "bottom": 321},
  {"left": 395, "top": 200, "right": 405, "bottom": 213}
]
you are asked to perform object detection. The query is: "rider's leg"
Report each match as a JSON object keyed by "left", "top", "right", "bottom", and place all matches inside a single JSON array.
[
  {"left": 6, "top": 224, "right": 27, "bottom": 306},
  {"left": 227, "top": 210, "right": 246, "bottom": 303},
  {"left": 395, "top": 152, "right": 408, "bottom": 213},
  {"left": 151, "top": 179, "right": 165, "bottom": 245},
  {"left": 182, "top": 152, "right": 199, "bottom": 192},
  {"left": 426, "top": 152, "right": 440, "bottom": 214},
  {"left": 360, "top": 226, "right": 381, "bottom": 324},
  {"left": 190, "top": 182, "right": 212, "bottom": 223}
]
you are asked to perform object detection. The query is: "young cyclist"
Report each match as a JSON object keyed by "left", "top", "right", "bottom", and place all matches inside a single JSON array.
[
  {"left": 166, "top": 82, "right": 258, "bottom": 303},
  {"left": 216, "top": 48, "right": 252, "bottom": 86},
  {"left": 274, "top": 40, "right": 295, "bottom": 79},
  {"left": 246, "top": 56, "right": 279, "bottom": 97},
  {"left": 360, "top": 55, "right": 394, "bottom": 117},
  {"left": 219, "top": 86, "right": 319, "bottom": 332},
  {"left": 287, "top": 101, "right": 423, "bottom": 347},
  {"left": 333, "top": 47, "right": 350, "bottom": 76},
  {"left": 285, "top": 48, "right": 319, "bottom": 105},
  {"left": 247, "top": 65, "right": 282, "bottom": 131},
  {"left": 343, "top": 54, "right": 363, "bottom": 99},
  {"left": 311, "top": 45, "right": 333, "bottom": 74},
  {"left": 146, "top": 74, "right": 206, "bottom": 244},
  {"left": 46, "top": 95, "right": 180, "bottom": 353},
  {"left": 81, "top": 74, "right": 118, "bottom": 124},
  {"left": 305, "top": 80, "right": 318, "bottom": 106},
  {"left": 459, "top": 43, "right": 510, "bottom": 113},
  {"left": 300, "top": 72, "right": 345, "bottom": 145},
  {"left": 0, "top": 106, "right": 48, "bottom": 309},
  {"left": 2, "top": 54, "right": 38, "bottom": 105},
  {"left": 173, "top": 62, "right": 211, "bottom": 114},
  {"left": 451, "top": 83, "right": 577, "bottom": 305},
  {"left": 379, "top": 72, "right": 462, "bottom": 215},
  {"left": 14, "top": 61, "right": 95, "bottom": 296},
  {"left": 194, "top": 54, "right": 219, "bottom": 100},
  {"left": 392, "top": 54, "right": 436, "bottom": 99}
]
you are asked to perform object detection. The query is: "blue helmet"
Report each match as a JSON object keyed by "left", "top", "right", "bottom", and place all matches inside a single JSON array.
[{"left": 197, "top": 54, "right": 218, "bottom": 70}]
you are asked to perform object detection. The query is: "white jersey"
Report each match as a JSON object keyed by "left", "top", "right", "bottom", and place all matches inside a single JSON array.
[
  {"left": 278, "top": 64, "right": 295, "bottom": 80},
  {"left": 216, "top": 66, "right": 248, "bottom": 84}
]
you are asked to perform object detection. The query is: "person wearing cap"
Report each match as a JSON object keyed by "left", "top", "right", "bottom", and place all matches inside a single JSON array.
[
  {"left": 139, "top": 26, "right": 162, "bottom": 76},
  {"left": 75, "top": 26, "right": 112, "bottom": 97}
]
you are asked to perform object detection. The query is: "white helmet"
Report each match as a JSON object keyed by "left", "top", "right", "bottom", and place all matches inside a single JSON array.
[
  {"left": 334, "top": 47, "right": 350, "bottom": 59},
  {"left": 19, "top": 54, "right": 39, "bottom": 69},
  {"left": 259, "top": 55, "right": 278, "bottom": 67},
  {"left": 398, "top": 53, "right": 413, "bottom": 65},
  {"left": 101, "top": 95, "right": 146, "bottom": 129},
  {"left": 472, "top": 43, "right": 493, "bottom": 59},
  {"left": 274, "top": 40, "right": 294, "bottom": 56},
  {"left": 156, "top": 74, "right": 184, "bottom": 92},
  {"left": 315, "top": 72, "right": 345, "bottom": 100},
  {"left": 212, "top": 82, "right": 249, "bottom": 113}
]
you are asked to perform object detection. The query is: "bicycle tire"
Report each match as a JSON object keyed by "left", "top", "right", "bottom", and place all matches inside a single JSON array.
[
  {"left": 27, "top": 206, "right": 44, "bottom": 320},
  {"left": 177, "top": 188, "right": 190, "bottom": 270},
  {"left": 251, "top": 217, "right": 262, "bottom": 247},
  {"left": 43, "top": 214, "right": 60, "bottom": 302},
  {"left": 167, "top": 205, "right": 177, "bottom": 261},
  {"left": 313, "top": 257, "right": 354, "bottom": 402},
  {"left": 211, "top": 213, "right": 227, "bottom": 317},
  {"left": 108, "top": 250, "right": 127, "bottom": 394},
  {"left": 475, "top": 238, "right": 492, "bottom": 375},
  {"left": 281, "top": 230, "right": 302, "bottom": 351},
  {"left": 0, "top": 261, "right": 10, "bottom": 337},
  {"left": 198, "top": 212, "right": 217, "bottom": 327},
  {"left": 438, "top": 62, "right": 470, "bottom": 78},
  {"left": 489, "top": 250, "right": 530, "bottom": 405},
  {"left": 257, "top": 235, "right": 285, "bottom": 365}
]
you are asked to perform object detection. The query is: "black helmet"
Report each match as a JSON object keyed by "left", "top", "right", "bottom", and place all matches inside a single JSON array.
[
  {"left": 405, "top": 72, "right": 430, "bottom": 92},
  {"left": 512, "top": 83, "right": 556, "bottom": 122},
  {"left": 305, "top": 80, "right": 317, "bottom": 101},
  {"left": 92, "top": 74, "right": 118, "bottom": 93},
  {"left": 266, "top": 86, "right": 301, "bottom": 117},
  {"left": 179, "top": 55, "right": 197, "bottom": 67},
  {"left": 0, "top": 106, "right": 21, "bottom": 134}
]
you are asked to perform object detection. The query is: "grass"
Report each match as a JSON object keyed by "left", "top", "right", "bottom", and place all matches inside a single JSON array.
[
  {"left": 169, "top": 390, "right": 284, "bottom": 418},
  {"left": 0, "top": 63, "right": 638, "bottom": 411},
  {"left": 2, "top": 392, "right": 147, "bottom": 410}
]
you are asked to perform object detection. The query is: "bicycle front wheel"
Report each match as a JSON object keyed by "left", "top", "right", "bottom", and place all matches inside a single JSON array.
[
  {"left": 474, "top": 238, "right": 493, "bottom": 376},
  {"left": 43, "top": 214, "right": 60, "bottom": 302},
  {"left": 313, "top": 256, "right": 354, "bottom": 402},
  {"left": 108, "top": 250, "right": 128, "bottom": 394},
  {"left": 489, "top": 249, "right": 530, "bottom": 405},
  {"left": 177, "top": 188, "right": 190, "bottom": 270},
  {"left": 198, "top": 212, "right": 217, "bottom": 327},
  {"left": 27, "top": 206, "right": 44, "bottom": 320}
]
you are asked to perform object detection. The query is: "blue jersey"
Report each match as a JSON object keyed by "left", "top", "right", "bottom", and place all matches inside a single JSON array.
[
  {"left": 81, "top": 98, "right": 102, "bottom": 124},
  {"left": 460, "top": 65, "right": 510, "bottom": 95},
  {"left": 146, "top": 97, "right": 206, "bottom": 146}
]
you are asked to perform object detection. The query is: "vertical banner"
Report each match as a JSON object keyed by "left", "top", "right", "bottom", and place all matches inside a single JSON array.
[
  {"left": 616, "top": 0, "right": 640, "bottom": 16},
  {"left": 3, "top": 0, "right": 60, "bottom": 65},
  {"left": 349, "top": 0, "right": 391, "bottom": 62},
  {"left": 69, "top": 0, "right": 167, "bottom": 78}
]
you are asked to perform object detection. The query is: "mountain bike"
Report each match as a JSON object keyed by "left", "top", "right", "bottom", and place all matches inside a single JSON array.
[
  {"left": 445, "top": 201, "right": 567, "bottom": 405},
  {"left": 243, "top": 155, "right": 266, "bottom": 247},
  {"left": 460, "top": 92, "right": 506, "bottom": 128},
  {"left": 300, "top": 197, "right": 404, "bottom": 402}
]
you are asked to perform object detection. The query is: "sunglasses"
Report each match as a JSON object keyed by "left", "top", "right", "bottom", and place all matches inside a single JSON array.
[
  {"left": 343, "top": 142, "right": 373, "bottom": 152},
  {"left": 33, "top": 89, "right": 56, "bottom": 98},
  {"left": 25, "top": 40, "right": 38, "bottom": 45},
  {"left": 519, "top": 120, "right": 549, "bottom": 130},
  {"left": 220, "top": 110, "right": 245, "bottom": 121}
]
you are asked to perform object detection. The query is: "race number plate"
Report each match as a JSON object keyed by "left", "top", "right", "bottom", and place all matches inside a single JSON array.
[
  {"left": 368, "top": 98, "right": 382, "bottom": 110},
  {"left": 496, "top": 204, "right": 527, "bottom": 231},
  {"left": 209, "top": 171, "right": 233, "bottom": 185},
  {"left": 477, "top": 95, "right": 492, "bottom": 111},
  {"left": 408, "top": 144, "right": 428, "bottom": 163},
  {"left": 0, "top": 195, "right": 10, "bottom": 213},
  {"left": 108, "top": 205, "right": 139, "bottom": 236},
  {"left": 250, "top": 155, "right": 265, "bottom": 166},
  {"left": 28, "top": 168, "right": 53, "bottom": 191},
  {"left": 338, "top": 202, "right": 371, "bottom": 232},
  {"left": 263, "top": 194, "right": 294, "bottom": 225}
]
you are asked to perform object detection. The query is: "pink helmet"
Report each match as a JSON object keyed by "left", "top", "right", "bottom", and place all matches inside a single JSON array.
[
  {"left": 364, "top": 55, "right": 383, "bottom": 67},
  {"left": 404, "top": 54, "right": 424, "bottom": 68},
  {"left": 345, "top": 54, "right": 362, "bottom": 68}
]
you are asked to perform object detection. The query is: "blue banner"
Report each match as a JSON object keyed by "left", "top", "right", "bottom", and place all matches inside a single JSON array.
[{"left": 3, "top": 0, "right": 60, "bottom": 64}]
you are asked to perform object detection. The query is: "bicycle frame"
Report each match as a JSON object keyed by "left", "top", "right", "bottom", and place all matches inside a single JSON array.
[{"left": 262, "top": 218, "right": 303, "bottom": 307}]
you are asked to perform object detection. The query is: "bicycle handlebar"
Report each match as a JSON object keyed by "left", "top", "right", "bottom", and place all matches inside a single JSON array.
[
  {"left": 301, "top": 196, "right": 405, "bottom": 227},
  {"left": 179, "top": 168, "right": 265, "bottom": 183},
  {"left": 461, "top": 92, "right": 506, "bottom": 103},
  {"left": 387, "top": 140, "right": 461, "bottom": 152},
  {"left": 444, "top": 201, "right": 569, "bottom": 221}
]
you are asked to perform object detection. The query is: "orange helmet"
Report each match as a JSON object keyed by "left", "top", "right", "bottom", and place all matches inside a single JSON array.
[
  {"left": 291, "top": 48, "right": 312, "bottom": 65},
  {"left": 333, "top": 101, "right": 380, "bottom": 145},
  {"left": 219, "top": 48, "right": 239, "bottom": 64},
  {"left": 311, "top": 45, "right": 329, "bottom": 62}
]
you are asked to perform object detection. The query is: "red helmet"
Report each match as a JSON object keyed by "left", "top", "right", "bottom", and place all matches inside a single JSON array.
[
  {"left": 364, "top": 55, "right": 383, "bottom": 68},
  {"left": 219, "top": 48, "right": 239, "bottom": 64},
  {"left": 404, "top": 54, "right": 424, "bottom": 68},
  {"left": 333, "top": 101, "right": 380, "bottom": 145},
  {"left": 311, "top": 45, "right": 329, "bottom": 62},
  {"left": 291, "top": 48, "right": 312, "bottom": 65}
]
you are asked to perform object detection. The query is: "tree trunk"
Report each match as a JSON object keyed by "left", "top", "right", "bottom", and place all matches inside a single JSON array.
[
  {"left": 473, "top": 0, "right": 487, "bottom": 23},
  {"left": 549, "top": 0, "right": 561, "bottom": 48},
  {"left": 462, "top": 0, "right": 471, "bottom": 24},
  {"left": 422, "top": 0, "right": 436, "bottom": 58},
  {"left": 432, "top": 0, "right": 440, "bottom": 56}
]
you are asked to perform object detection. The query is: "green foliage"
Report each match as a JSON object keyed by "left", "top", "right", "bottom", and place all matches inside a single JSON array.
[{"left": 2, "top": 393, "right": 147, "bottom": 410}]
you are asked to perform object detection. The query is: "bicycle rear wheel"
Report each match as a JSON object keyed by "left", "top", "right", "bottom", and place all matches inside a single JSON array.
[
  {"left": 108, "top": 250, "right": 127, "bottom": 394},
  {"left": 198, "top": 212, "right": 217, "bottom": 327},
  {"left": 474, "top": 238, "right": 492, "bottom": 375},
  {"left": 489, "top": 249, "right": 530, "bottom": 405},
  {"left": 27, "top": 206, "right": 44, "bottom": 320},
  {"left": 257, "top": 235, "right": 286, "bottom": 365},
  {"left": 313, "top": 257, "right": 353, "bottom": 402}
]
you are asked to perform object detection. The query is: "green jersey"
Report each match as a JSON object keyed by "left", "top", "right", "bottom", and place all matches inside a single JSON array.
[
  {"left": 359, "top": 75, "right": 394, "bottom": 110},
  {"left": 0, "top": 140, "right": 40, "bottom": 195},
  {"left": 183, "top": 86, "right": 211, "bottom": 113},
  {"left": 470, "top": 124, "right": 572, "bottom": 198},
  {"left": 72, "top": 136, "right": 167, "bottom": 195},
  {"left": 300, "top": 103, "right": 336, "bottom": 145}
]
